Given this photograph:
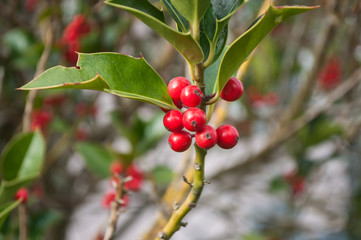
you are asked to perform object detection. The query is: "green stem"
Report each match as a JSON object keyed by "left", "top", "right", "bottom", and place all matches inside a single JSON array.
[
  {"left": 155, "top": 145, "right": 207, "bottom": 240},
  {"left": 204, "top": 42, "right": 216, "bottom": 68}
]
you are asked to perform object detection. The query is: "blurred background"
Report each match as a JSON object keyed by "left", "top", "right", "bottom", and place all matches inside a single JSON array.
[{"left": 1, "top": 0, "right": 361, "bottom": 239}]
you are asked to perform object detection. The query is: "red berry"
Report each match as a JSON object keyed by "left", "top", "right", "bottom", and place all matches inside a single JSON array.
[
  {"left": 292, "top": 177, "right": 305, "bottom": 196},
  {"left": 168, "top": 130, "right": 192, "bottom": 152},
  {"left": 182, "top": 108, "right": 206, "bottom": 132},
  {"left": 180, "top": 85, "right": 204, "bottom": 107},
  {"left": 124, "top": 165, "right": 143, "bottom": 191},
  {"left": 110, "top": 161, "right": 123, "bottom": 175},
  {"left": 216, "top": 125, "right": 239, "bottom": 149},
  {"left": 15, "top": 188, "right": 29, "bottom": 203},
  {"left": 163, "top": 110, "right": 183, "bottom": 132},
  {"left": 221, "top": 77, "right": 244, "bottom": 101},
  {"left": 102, "top": 191, "right": 115, "bottom": 208},
  {"left": 195, "top": 125, "right": 218, "bottom": 149},
  {"left": 167, "top": 77, "right": 191, "bottom": 100},
  {"left": 30, "top": 109, "right": 52, "bottom": 132},
  {"left": 173, "top": 98, "right": 183, "bottom": 109},
  {"left": 101, "top": 192, "right": 128, "bottom": 208}
]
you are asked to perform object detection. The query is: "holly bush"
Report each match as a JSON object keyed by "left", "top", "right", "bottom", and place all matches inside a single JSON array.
[{"left": 1, "top": 0, "right": 361, "bottom": 240}]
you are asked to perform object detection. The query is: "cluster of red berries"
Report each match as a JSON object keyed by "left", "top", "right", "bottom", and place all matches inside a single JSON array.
[
  {"left": 163, "top": 77, "right": 243, "bottom": 152},
  {"left": 101, "top": 162, "right": 143, "bottom": 208}
]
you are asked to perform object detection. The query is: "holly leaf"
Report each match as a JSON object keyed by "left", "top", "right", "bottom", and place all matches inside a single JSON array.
[
  {"left": 19, "top": 53, "right": 176, "bottom": 110},
  {"left": 1, "top": 130, "right": 45, "bottom": 182},
  {"left": 205, "top": 47, "right": 226, "bottom": 95},
  {"left": 170, "top": 0, "right": 210, "bottom": 26},
  {"left": 201, "top": 0, "right": 246, "bottom": 64},
  {"left": 75, "top": 142, "right": 115, "bottom": 178},
  {"left": 213, "top": 5, "right": 318, "bottom": 94},
  {"left": 161, "top": 0, "right": 190, "bottom": 32},
  {"left": 105, "top": 0, "right": 204, "bottom": 64}
]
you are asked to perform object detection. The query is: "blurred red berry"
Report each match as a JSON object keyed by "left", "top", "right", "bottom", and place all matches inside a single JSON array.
[
  {"left": 75, "top": 103, "right": 96, "bottom": 117},
  {"left": 75, "top": 129, "right": 88, "bottom": 141},
  {"left": 61, "top": 14, "right": 91, "bottom": 65},
  {"left": 15, "top": 188, "right": 29, "bottom": 203},
  {"left": 283, "top": 171, "right": 306, "bottom": 196},
  {"left": 110, "top": 162, "right": 123, "bottom": 176},
  {"left": 63, "top": 15, "right": 91, "bottom": 42},
  {"left": 89, "top": 105, "right": 98, "bottom": 117},
  {"left": 102, "top": 192, "right": 115, "bottom": 208},
  {"left": 25, "top": 0, "right": 37, "bottom": 12},
  {"left": 292, "top": 177, "right": 305, "bottom": 196},
  {"left": 30, "top": 109, "right": 52, "bottom": 131},
  {"left": 75, "top": 103, "right": 87, "bottom": 117},
  {"left": 43, "top": 94, "right": 66, "bottom": 108},
  {"left": 318, "top": 57, "right": 342, "bottom": 90},
  {"left": 32, "top": 184, "right": 44, "bottom": 199},
  {"left": 247, "top": 87, "right": 278, "bottom": 108},
  {"left": 124, "top": 165, "right": 143, "bottom": 191}
]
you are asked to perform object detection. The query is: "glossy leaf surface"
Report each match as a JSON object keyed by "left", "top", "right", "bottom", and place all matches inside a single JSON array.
[
  {"left": 200, "top": 0, "right": 246, "bottom": 64},
  {"left": 161, "top": 0, "right": 190, "bottom": 32},
  {"left": 106, "top": 0, "right": 204, "bottom": 64},
  {"left": 214, "top": 5, "right": 317, "bottom": 94},
  {"left": 170, "top": 0, "right": 209, "bottom": 25},
  {"left": 20, "top": 53, "right": 176, "bottom": 109}
]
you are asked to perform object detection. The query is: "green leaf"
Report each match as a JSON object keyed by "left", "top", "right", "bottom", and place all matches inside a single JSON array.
[
  {"left": 105, "top": 0, "right": 204, "bottom": 64},
  {"left": 214, "top": 5, "right": 318, "bottom": 94},
  {"left": 0, "top": 200, "right": 21, "bottom": 229},
  {"left": 1, "top": 130, "right": 45, "bottom": 181},
  {"left": 75, "top": 142, "right": 115, "bottom": 178},
  {"left": 20, "top": 53, "right": 176, "bottom": 109},
  {"left": 161, "top": 0, "right": 190, "bottom": 32},
  {"left": 205, "top": 47, "right": 226, "bottom": 95},
  {"left": 204, "top": 0, "right": 246, "bottom": 41},
  {"left": 170, "top": 0, "right": 210, "bottom": 26},
  {"left": 201, "top": 0, "right": 246, "bottom": 64}
]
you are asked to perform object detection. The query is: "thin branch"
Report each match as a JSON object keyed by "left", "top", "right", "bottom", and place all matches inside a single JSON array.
[
  {"left": 18, "top": 204, "right": 27, "bottom": 240},
  {"left": 22, "top": 24, "right": 54, "bottom": 132},
  {"left": 103, "top": 178, "right": 125, "bottom": 240}
]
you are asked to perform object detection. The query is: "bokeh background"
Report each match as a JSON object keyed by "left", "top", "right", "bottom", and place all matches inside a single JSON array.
[{"left": 1, "top": 0, "right": 361, "bottom": 239}]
